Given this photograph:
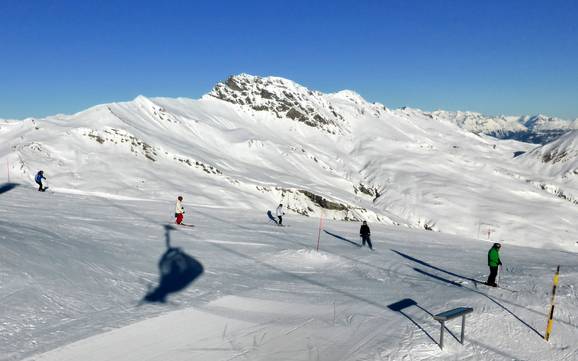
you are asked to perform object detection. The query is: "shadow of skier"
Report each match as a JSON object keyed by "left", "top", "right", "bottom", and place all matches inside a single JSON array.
[{"left": 323, "top": 229, "right": 362, "bottom": 247}]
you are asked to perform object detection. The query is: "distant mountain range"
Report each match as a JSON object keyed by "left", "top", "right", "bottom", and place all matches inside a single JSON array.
[{"left": 430, "top": 110, "right": 578, "bottom": 144}]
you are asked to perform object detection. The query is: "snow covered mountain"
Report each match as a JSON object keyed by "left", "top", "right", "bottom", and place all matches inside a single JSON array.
[
  {"left": 511, "top": 130, "right": 578, "bottom": 205},
  {"left": 1, "top": 74, "right": 578, "bottom": 249},
  {"left": 3, "top": 74, "right": 578, "bottom": 361},
  {"left": 431, "top": 110, "right": 578, "bottom": 144},
  {"left": 521, "top": 130, "right": 578, "bottom": 176},
  {"left": 208, "top": 74, "right": 347, "bottom": 134}
]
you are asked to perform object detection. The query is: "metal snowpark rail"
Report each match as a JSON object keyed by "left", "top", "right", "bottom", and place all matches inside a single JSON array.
[
  {"left": 432, "top": 307, "right": 473, "bottom": 349},
  {"left": 544, "top": 265, "right": 560, "bottom": 341}
]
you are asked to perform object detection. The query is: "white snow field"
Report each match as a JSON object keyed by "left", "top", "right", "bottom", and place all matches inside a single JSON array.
[
  {"left": 1, "top": 74, "right": 578, "bottom": 250},
  {"left": 1, "top": 187, "right": 577, "bottom": 361},
  {"left": 1, "top": 74, "right": 578, "bottom": 360}
]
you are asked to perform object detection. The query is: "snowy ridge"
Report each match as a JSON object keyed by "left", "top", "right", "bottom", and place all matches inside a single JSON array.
[
  {"left": 1, "top": 74, "right": 578, "bottom": 249},
  {"left": 519, "top": 130, "right": 578, "bottom": 178},
  {"left": 208, "top": 74, "right": 348, "bottom": 134}
]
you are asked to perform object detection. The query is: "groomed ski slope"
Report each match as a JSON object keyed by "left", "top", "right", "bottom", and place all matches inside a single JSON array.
[{"left": 1, "top": 187, "right": 577, "bottom": 361}]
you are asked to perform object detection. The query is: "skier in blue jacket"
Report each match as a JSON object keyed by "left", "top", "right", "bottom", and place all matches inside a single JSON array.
[{"left": 35, "top": 170, "right": 46, "bottom": 191}]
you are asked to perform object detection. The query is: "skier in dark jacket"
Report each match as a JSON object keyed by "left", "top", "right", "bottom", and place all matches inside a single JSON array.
[
  {"left": 485, "top": 243, "right": 502, "bottom": 287},
  {"left": 359, "top": 221, "right": 373, "bottom": 250},
  {"left": 35, "top": 170, "right": 46, "bottom": 191}
]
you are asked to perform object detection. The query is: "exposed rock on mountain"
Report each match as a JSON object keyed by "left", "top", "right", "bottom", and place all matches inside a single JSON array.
[{"left": 209, "top": 74, "right": 346, "bottom": 134}]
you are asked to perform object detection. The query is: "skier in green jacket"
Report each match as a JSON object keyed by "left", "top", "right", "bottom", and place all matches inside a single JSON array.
[{"left": 485, "top": 243, "right": 502, "bottom": 287}]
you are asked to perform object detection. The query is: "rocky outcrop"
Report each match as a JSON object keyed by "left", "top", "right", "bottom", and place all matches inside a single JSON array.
[{"left": 209, "top": 74, "right": 346, "bottom": 134}]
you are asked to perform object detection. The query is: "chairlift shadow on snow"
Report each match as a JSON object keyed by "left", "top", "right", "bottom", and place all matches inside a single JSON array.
[
  {"left": 0, "top": 182, "right": 19, "bottom": 195},
  {"left": 391, "top": 249, "right": 543, "bottom": 337},
  {"left": 323, "top": 229, "right": 362, "bottom": 247},
  {"left": 166, "top": 213, "right": 469, "bottom": 349},
  {"left": 202, "top": 241, "right": 446, "bottom": 347},
  {"left": 392, "top": 250, "right": 578, "bottom": 329},
  {"left": 411, "top": 266, "right": 543, "bottom": 338},
  {"left": 391, "top": 249, "right": 480, "bottom": 285},
  {"left": 142, "top": 224, "right": 204, "bottom": 303}
]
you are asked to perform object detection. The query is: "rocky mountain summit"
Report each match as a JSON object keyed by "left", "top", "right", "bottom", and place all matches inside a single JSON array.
[{"left": 208, "top": 74, "right": 347, "bottom": 134}]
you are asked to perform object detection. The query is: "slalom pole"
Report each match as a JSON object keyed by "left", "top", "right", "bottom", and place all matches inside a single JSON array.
[
  {"left": 544, "top": 265, "right": 560, "bottom": 341},
  {"left": 316, "top": 213, "right": 324, "bottom": 252}
]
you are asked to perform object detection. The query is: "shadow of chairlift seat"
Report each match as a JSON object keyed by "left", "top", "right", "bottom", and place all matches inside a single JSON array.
[{"left": 143, "top": 247, "right": 204, "bottom": 303}]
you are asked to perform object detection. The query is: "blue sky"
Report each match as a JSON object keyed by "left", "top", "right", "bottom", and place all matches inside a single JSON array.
[{"left": 1, "top": 0, "right": 577, "bottom": 119}]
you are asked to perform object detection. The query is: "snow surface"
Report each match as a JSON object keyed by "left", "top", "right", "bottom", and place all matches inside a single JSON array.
[
  {"left": 1, "top": 74, "right": 578, "bottom": 250},
  {"left": 2, "top": 74, "right": 578, "bottom": 360},
  {"left": 1, "top": 187, "right": 577, "bottom": 361}
]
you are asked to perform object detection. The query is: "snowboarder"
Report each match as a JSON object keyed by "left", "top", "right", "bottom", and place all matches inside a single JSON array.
[
  {"left": 276, "top": 203, "right": 285, "bottom": 225},
  {"left": 267, "top": 210, "right": 278, "bottom": 225},
  {"left": 485, "top": 243, "right": 502, "bottom": 287},
  {"left": 360, "top": 221, "right": 373, "bottom": 250},
  {"left": 35, "top": 170, "right": 46, "bottom": 191},
  {"left": 175, "top": 196, "right": 185, "bottom": 225}
]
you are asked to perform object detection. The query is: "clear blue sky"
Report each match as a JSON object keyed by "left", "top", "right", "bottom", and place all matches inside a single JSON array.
[{"left": 1, "top": 0, "right": 577, "bottom": 119}]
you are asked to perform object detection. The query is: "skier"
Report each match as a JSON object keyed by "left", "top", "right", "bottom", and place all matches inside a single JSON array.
[
  {"left": 359, "top": 221, "right": 373, "bottom": 250},
  {"left": 276, "top": 203, "right": 285, "bottom": 226},
  {"left": 485, "top": 243, "right": 502, "bottom": 287},
  {"left": 35, "top": 170, "right": 46, "bottom": 191},
  {"left": 175, "top": 196, "right": 185, "bottom": 225}
]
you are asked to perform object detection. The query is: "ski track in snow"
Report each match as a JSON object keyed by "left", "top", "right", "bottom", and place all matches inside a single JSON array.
[{"left": 0, "top": 188, "right": 577, "bottom": 361}]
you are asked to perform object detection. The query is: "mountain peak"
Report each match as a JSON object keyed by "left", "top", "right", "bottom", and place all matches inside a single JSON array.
[{"left": 208, "top": 74, "right": 346, "bottom": 133}]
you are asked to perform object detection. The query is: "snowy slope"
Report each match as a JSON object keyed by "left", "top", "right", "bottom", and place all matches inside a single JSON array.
[
  {"left": 2, "top": 74, "right": 578, "bottom": 250},
  {"left": 2, "top": 74, "right": 578, "bottom": 361},
  {"left": 1, "top": 187, "right": 577, "bottom": 361},
  {"left": 520, "top": 130, "right": 578, "bottom": 177},
  {"left": 512, "top": 130, "right": 578, "bottom": 205}
]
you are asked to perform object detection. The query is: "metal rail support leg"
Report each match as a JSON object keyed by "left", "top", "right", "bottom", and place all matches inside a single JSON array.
[
  {"left": 434, "top": 307, "right": 473, "bottom": 350},
  {"left": 439, "top": 321, "right": 445, "bottom": 349},
  {"left": 461, "top": 315, "right": 466, "bottom": 344}
]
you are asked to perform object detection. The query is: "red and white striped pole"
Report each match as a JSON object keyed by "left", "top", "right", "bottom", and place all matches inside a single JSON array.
[{"left": 316, "top": 213, "right": 324, "bottom": 251}]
